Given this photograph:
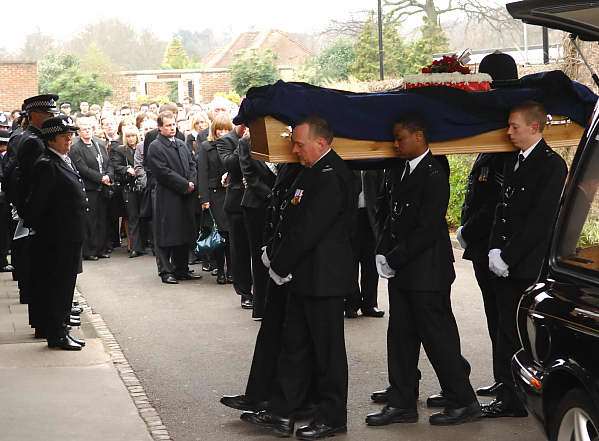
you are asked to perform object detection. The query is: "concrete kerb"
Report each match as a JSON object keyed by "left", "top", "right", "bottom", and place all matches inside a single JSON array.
[{"left": 74, "top": 288, "right": 174, "bottom": 441}]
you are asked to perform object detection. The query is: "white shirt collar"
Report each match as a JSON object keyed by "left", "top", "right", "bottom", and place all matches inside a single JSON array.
[
  {"left": 520, "top": 138, "right": 542, "bottom": 160},
  {"left": 407, "top": 148, "right": 430, "bottom": 174},
  {"left": 48, "top": 147, "right": 69, "bottom": 162},
  {"left": 311, "top": 148, "right": 331, "bottom": 167}
]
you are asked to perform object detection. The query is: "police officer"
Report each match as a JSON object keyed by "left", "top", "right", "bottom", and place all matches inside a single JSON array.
[
  {"left": 483, "top": 101, "right": 567, "bottom": 418},
  {"left": 23, "top": 115, "right": 88, "bottom": 350},
  {"left": 457, "top": 51, "right": 517, "bottom": 398},
  {"left": 240, "top": 116, "right": 356, "bottom": 439},
  {"left": 366, "top": 116, "right": 480, "bottom": 427}
]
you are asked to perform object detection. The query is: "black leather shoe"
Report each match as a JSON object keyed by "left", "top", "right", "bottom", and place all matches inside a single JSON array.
[
  {"left": 361, "top": 307, "right": 385, "bottom": 317},
  {"left": 69, "top": 316, "right": 81, "bottom": 327},
  {"left": 295, "top": 421, "right": 347, "bottom": 440},
  {"left": 226, "top": 273, "right": 234, "bottom": 283},
  {"left": 370, "top": 389, "right": 389, "bottom": 404},
  {"left": 211, "top": 268, "right": 219, "bottom": 276},
  {"left": 481, "top": 400, "right": 528, "bottom": 418},
  {"left": 71, "top": 307, "right": 81, "bottom": 316},
  {"left": 476, "top": 382, "right": 503, "bottom": 397},
  {"left": 429, "top": 402, "right": 482, "bottom": 425},
  {"left": 67, "top": 333, "right": 86, "bottom": 347},
  {"left": 427, "top": 392, "right": 452, "bottom": 408},
  {"left": 0, "top": 264, "right": 14, "bottom": 272},
  {"left": 216, "top": 272, "right": 226, "bottom": 284},
  {"left": 129, "top": 250, "right": 144, "bottom": 258},
  {"left": 161, "top": 274, "right": 179, "bottom": 284},
  {"left": 241, "top": 297, "right": 253, "bottom": 309},
  {"left": 34, "top": 328, "right": 47, "bottom": 339},
  {"left": 47, "top": 336, "right": 82, "bottom": 350},
  {"left": 344, "top": 308, "right": 358, "bottom": 319},
  {"left": 220, "top": 394, "right": 268, "bottom": 412},
  {"left": 98, "top": 253, "right": 111, "bottom": 259},
  {"left": 365, "top": 405, "right": 418, "bottom": 426},
  {"left": 240, "top": 410, "right": 294, "bottom": 437},
  {"left": 175, "top": 272, "right": 202, "bottom": 280},
  {"left": 84, "top": 255, "right": 99, "bottom": 261},
  {"left": 202, "top": 262, "right": 215, "bottom": 272}
]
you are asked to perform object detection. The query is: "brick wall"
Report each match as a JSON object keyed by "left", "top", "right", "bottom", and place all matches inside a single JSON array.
[
  {"left": 198, "top": 70, "right": 232, "bottom": 102},
  {"left": 0, "top": 62, "right": 38, "bottom": 111}
]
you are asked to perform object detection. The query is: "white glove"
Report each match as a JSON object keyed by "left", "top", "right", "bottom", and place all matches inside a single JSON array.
[
  {"left": 269, "top": 268, "right": 292, "bottom": 286},
  {"left": 261, "top": 246, "right": 270, "bottom": 268},
  {"left": 375, "top": 254, "right": 396, "bottom": 279},
  {"left": 456, "top": 226, "right": 467, "bottom": 249},
  {"left": 488, "top": 248, "right": 509, "bottom": 277}
]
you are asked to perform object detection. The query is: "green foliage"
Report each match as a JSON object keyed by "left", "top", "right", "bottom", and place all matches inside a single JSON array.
[
  {"left": 162, "top": 37, "right": 191, "bottom": 69},
  {"left": 230, "top": 49, "right": 280, "bottom": 96},
  {"left": 298, "top": 39, "right": 356, "bottom": 85},
  {"left": 447, "top": 154, "right": 475, "bottom": 229},
  {"left": 80, "top": 43, "right": 118, "bottom": 81},
  {"left": 39, "top": 52, "right": 112, "bottom": 108},
  {"left": 404, "top": 17, "right": 450, "bottom": 74},
  {"left": 215, "top": 91, "right": 242, "bottom": 106},
  {"left": 350, "top": 12, "right": 410, "bottom": 81}
]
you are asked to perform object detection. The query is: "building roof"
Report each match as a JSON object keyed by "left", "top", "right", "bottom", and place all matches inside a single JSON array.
[{"left": 203, "top": 29, "right": 313, "bottom": 68}]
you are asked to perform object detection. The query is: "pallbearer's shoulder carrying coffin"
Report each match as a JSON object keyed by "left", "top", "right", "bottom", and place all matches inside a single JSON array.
[{"left": 249, "top": 115, "right": 585, "bottom": 163}]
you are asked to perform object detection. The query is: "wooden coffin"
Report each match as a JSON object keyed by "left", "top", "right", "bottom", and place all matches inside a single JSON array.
[{"left": 249, "top": 115, "right": 585, "bottom": 162}]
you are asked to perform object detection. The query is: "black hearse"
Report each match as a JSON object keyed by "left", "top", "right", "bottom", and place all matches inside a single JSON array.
[{"left": 507, "top": 1, "right": 599, "bottom": 440}]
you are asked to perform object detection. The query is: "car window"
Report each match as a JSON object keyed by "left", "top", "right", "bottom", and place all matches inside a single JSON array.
[{"left": 557, "top": 138, "right": 599, "bottom": 274}]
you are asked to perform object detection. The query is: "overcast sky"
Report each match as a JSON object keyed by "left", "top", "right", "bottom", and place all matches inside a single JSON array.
[{"left": 8, "top": 0, "right": 508, "bottom": 50}]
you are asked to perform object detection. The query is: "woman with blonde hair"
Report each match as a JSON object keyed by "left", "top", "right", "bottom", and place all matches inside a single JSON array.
[
  {"left": 110, "top": 125, "right": 145, "bottom": 258},
  {"left": 196, "top": 114, "right": 233, "bottom": 283},
  {"left": 186, "top": 112, "right": 210, "bottom": 155}
]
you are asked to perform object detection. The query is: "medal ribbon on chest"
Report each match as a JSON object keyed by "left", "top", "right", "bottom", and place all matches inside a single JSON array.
[{"left": 291, "top": 189, "right": 304, "bottom": 205}]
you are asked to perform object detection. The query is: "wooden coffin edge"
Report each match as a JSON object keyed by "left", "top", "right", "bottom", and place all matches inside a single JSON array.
[{"left": 249, "top": 116, "right": 585, "bottom": 162}]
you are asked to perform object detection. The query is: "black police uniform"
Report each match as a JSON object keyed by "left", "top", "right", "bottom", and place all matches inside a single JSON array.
[
  {"left": 23, "top": 137, "right": 87, "bottom": 346},
  {"left": 377, "top": 151, "right": 477, "bottom": 410},
  {"left": 267, "top": 150, "right": 356, "bottom": 428},
  {"left": 460, "top": 152, "right": 511, "bottom": 385},
  {"left": 488, "top": 139, "right": 567, "bottom": 411}
]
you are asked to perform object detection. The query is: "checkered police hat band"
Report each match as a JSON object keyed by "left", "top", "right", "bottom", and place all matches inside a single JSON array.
[
  {"left": 24, "top": 100, "right": 56, "bottom": 112},
  {"left": 41, "top": 125, "right": 69, "bottom": 136}
]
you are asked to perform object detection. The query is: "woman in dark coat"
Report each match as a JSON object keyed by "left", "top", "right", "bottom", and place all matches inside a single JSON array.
[
  {"left": 196, "top": 114, "right": 232, "bottom": 284},
  {"left": 185, "top": 112, "right": 210, "bottom": 155},
  {"left": 110, "top": 126, "right": 145, "bottom": 257}
]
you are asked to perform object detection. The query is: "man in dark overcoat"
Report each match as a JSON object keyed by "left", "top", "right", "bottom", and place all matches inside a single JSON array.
[
  {"left": 241, "top": 116, "right": 356, "bottom": 440},
  {"left": 483, "top": 101, "right": 567, "bottom": 418},
  {"left": 366, "top": 116, "right": 480, "bottom": 427},
  {"left": 147, "top": 111, "right": 200, "bottom": 284}
]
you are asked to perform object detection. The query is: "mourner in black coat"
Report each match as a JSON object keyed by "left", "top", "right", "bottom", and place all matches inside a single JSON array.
[
  {"left": 367, "top": 117, "right": 480, "bottom": 428},
  {"left": 69, "top": 124, "right": 114, "bottom": 260},
  {"left": 0, "top": 129, "right": 13, "bottom": 273},
  {"left": 111, "top": 140, "right": 145, "bottom": 257},
  {"left": 197, "top": 136, "right": 230, "bottom": 282},
  {"left": 242, "top": 117, "right": 356, "bottom": 439},
  {"left": 458, "top": 152, "right": 511, "bottom": 396},
  {"left": 146, "top": 115, "right": 199, "bottom": 284},
  {"left": 217, "top": 126, "right": 253, "bottom": 307},
  {"left": 239, "top": 135, "right": 276, "bottom": 318},
  {"left": 483, "top": 102, "right": 568, "bottom": 418},
  {"left": 24, "top": 115, "right": 87, "bottom": 350}
]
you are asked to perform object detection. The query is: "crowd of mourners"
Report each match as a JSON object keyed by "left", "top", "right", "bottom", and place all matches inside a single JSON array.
[{"left": 0, "top": 51, "right": 574, "bottom": 439}]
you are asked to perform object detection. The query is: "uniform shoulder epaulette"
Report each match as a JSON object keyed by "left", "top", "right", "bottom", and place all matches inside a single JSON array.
[{"left": 321, "top": 165, "right": 334, "bottom": 173}]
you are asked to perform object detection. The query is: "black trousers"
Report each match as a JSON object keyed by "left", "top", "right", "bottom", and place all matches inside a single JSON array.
[
  {"left": 346, "top": 208, "right": 379, "bottom": 311},
  {"left": 107, "top": 189, "right": 123, "bottom": 248},
  {"left": 472, "top": 258, "right": 500, "bottom": 383},
  {"left": 0, "top": 202, "right": 11, "bottom": 267},
  {"left": 243, "top": 205, "right": 269, "bottom": 318},
  {"left": 493, "top": 277, "right": 532, "bottom": 411},
  {"left": 245, "top": 281, "right": 289, "bottom": 401},
  {"left": 123, "top": 188, "right": 143, "bottom": 253},
  {"left": 155, "top": 244, "right": 189, "bottom": 277},
  {"left": 270, "top": 294, "right": 347, "bottom": 427},
  {"left": 13, "top": 237, "right": 35, "bottom": 319},
  {"left": 387, "top": 280, "right": 476, "bottom": 409},
  {"left": 226, "top": 210, "right": 252, "bottom": 298},
  {"left": 83, "top": 191, "right": 108, "bottom": 257},
  {"left": 31, "top": 238, "right": 81, "bottom": 339}
]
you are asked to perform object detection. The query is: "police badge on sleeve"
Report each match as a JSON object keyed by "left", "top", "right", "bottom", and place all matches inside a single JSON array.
[{"left": 291, "top": 189, "right": 304, "bottom": 205}]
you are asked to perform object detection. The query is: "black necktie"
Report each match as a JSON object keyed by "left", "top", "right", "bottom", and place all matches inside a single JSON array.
[
  {"left": 516, "top": 153, "right": 525, "bottom": 171},
  {"left": 401, "top": 161, "right": 410, "bottom": 183}
]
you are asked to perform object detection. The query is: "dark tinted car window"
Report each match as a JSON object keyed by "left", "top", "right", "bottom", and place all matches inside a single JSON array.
[{"left": 557, "top": 138, "right": 599, "bottom": 274}]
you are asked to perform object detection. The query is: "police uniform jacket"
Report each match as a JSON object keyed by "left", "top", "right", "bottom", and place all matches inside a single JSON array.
[
  {"left": 377, "top": 151, "right": 455, "bottom": 291},
  {"left": 239, "top": 137, "right": 276, "bottom": 209},
  {"left": 147, "top": 134, "right": 197, "bottom": 247},
  {"left": 489, "top": 139, "right": 567, "bottom": 280},
  {"left": 264, "top": 163, "right": 302, "bottom": 246},
  {"left": 22, "top": 151, "right": 88, "bottom": 243},
  {"left": 268, "top": 150, "right": 357, "bottom": 298},
  {"left": 216, "top": 130, "right": 244, "bottom": 213},
  {"left": 9, "top": 126, "right": 45, "bottom": 212},
  {"left": 69, "top": 138, "right": 114, "bottom": 191},
  {"left": 461, "top": 153, "right": 511, "bottom": 262}
]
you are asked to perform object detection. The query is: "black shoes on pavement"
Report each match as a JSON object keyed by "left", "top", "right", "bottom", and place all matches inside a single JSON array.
[
  {"left": 295, "top": 421, "right": 347, "bottom": 440},
  {"left": 361, "top": 307, "right": 385, "bottom": 317},
  {"left": 426, "top": 392, "right": 452, "bottom": 408},
  {"left": 241, "top": 297, "right": 253, "bottom": 309},
  {"left": 220, "top": 394, "right": 268, "bottom": 412},
  {"left": 161, "top": 274, "right": 178, "bottom": 284},
  {"left": 481, "top": 400, "right": 528, "bottom": 418},
  {"left": 47, "top": 335, "right": 83, "bottom": 351},
  {"left": 476, "top": 382, "right": 503, "bottom": 397},
  {"left": 240, "top": 410, "right": 295, "bottom": 437},
  {"left": 365, "top": 405, "right": 418, "bottom": 425},
  {"left": 429, "top": 402, "right": 482, "bottom": 425},
  {"left": 370, "top": 389, "right": 389, "bottom": 404}
]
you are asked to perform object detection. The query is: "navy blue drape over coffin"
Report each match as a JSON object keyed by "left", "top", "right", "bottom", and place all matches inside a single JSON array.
[{"left": 233, "top": 70, "right": 598, "bottom": 142}]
